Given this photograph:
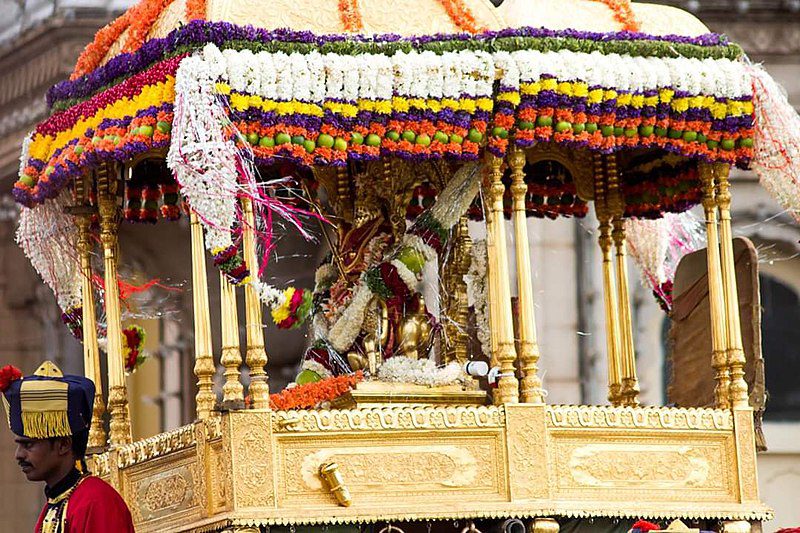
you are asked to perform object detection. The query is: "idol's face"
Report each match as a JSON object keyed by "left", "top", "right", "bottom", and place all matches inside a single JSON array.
[{"left": 14, "top": 436, "right": 63, "bottom": 482}]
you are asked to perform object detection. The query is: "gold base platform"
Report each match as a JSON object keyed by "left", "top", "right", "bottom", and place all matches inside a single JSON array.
[
  {"left": 330, "top": 381, "right": 488, "bottom": 408},
  {"left": 90, "top": 404, "right": 772, "bottom": 533}
]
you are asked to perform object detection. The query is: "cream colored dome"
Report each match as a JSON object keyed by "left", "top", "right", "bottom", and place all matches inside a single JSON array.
[{"left": 99, "top": 0, "right": 712, "bottom": 68}]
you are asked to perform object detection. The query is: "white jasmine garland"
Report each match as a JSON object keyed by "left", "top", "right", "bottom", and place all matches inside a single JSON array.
[
  {"left": 167, "top": 53, "right": 240, "bottom": 254},
  {"left": 328, "top": 282, "right": 374, "bottom": 353},
  {"left": 251, "top": 279, "right": 286, "bottom": 309},
  {"left": 374, "top": 54, "right": 393, "bottom": 101},
  {"left": 377, "top": 357, "right": 467, "bottom": 387},
  {"left": 16, "top": 191, "right": 82, "bottom": 313},
  {"left": 393, "top": 51, "right": 415, "bottom": 97},
  {"left": 441, "top": 52, "right": 462, "bottom": 99},
  {"left": 273, "top": 52, "right": 293, "bottom": 102},
  {"left": 390, "top": 259, "right": 420, "bottom": 292},
  {"left": 306, "top": 51, "right": 326, "bottom": 103},
  {"left": 343, "top": 55, "right": 360, "bottom": 103},
  {"left": 466, "top": 239, "right": 490, "bottom": 358},
  {"left": 256, "top": 51, "right": 277, "bottom": 100},
  {"left": 358, "top": 56, "right": 379, "bottom": 101},
  {"left": 18, "top": 132, "right": 33, "bottom": 177},
  {"left": 401, "top": 234, "right": 438, "bottom": 264},
  {"left": 290, "top": 52, "right": 311, "bottom": 102},
  {"left": 300, "top": 359, "right": 333, "bottom": 379},
  {"left": 314, "top": 262, "right": 338, "bottom": 287},
  {"left": 324, "top": 53, "right": 345, "bottom": 100}
]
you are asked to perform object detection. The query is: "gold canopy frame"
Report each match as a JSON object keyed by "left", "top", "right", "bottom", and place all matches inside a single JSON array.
[{"left": 69, "top": 139, "right": 771, "bottom": 532}]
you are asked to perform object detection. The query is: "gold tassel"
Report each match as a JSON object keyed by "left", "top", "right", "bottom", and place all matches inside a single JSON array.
[
  {"left": 21, "top": 410, "right": 71, "bottom": 439},
  {"left": 1, "top": 395, "right": 10, "bottom": 428}
]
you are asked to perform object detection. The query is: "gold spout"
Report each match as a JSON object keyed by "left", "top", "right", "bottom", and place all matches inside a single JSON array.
[{"left": 319, "top": 462, "right": 352, "bottom": 507}]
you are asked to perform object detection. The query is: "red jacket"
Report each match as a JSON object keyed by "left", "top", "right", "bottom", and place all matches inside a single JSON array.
[{"left": 36, "top": 476, "right": 135, "bottom": 532}]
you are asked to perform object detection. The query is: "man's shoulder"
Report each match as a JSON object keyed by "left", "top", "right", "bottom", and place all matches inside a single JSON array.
[{"left": 71, "top": 476, "right": 126, "bottom": 504}]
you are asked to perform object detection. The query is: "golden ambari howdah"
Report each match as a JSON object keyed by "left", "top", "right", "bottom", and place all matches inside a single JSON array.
[{"left": 13, "top": 0, "right": 800, "bottom": 529}]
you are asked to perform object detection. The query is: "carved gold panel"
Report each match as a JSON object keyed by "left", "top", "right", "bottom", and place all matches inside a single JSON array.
[
  {"left": 276, "top": 432, "right": 506, "bottom": 507},
  {"left": 209, "top": 440, "right": 231, "bottom": 513},
  {"left": 548, "top": 431, "right": 737, "bottom": 502},
  {"left": 505, "top": 404, "right": 549, "bottom": 500},
  {"left": 229, "top": 411, "right": 275, "bottom": 509},
  {"left": 123, "top": 449, "right": 202, "bottom": 532},
  {"left": 733, "top": 408, "right": 760, "bottom": 503}
]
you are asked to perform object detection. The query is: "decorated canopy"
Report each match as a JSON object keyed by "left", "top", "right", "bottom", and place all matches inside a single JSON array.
[{"left": 12, "top": 0, "right": 800, "bottom": 342}]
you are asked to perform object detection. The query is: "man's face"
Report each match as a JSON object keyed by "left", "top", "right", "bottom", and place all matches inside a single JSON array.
[{"left": 14, "top": 436, "right": 69, "bottom": 482}]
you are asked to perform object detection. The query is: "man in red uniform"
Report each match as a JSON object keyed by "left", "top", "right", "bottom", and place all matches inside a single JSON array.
[{"left": 1, "top": 361, "right": 135, "bottom": 532}]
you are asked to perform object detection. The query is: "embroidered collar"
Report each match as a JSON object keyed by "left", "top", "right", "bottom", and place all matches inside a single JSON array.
[{"left": 45, "top": 468, "right": 81, "bottom": 502}]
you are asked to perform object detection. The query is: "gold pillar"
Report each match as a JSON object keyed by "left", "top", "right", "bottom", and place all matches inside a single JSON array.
[
  {"left": 73, "top": 174, "right": 107, "bottom": 450},
  {"left": 241, "top": 198, "right": 269, "bottom": 408},
  {"left": 485, "top": 198, "right": 500, "bottom": 368},
  {"left": 606, "top": 154, "right": 639, "bottom": 407},
  {"left": 190, "top": 212, "right": 216, "bottom": 420},
  {"left": 593, "top": 154, "right": 622, "bottom": 405},
  {"left": 442, "top": 216, "right": 472, "bottom": 364},
  {"left": 486, "top": 155, "right": 519, "bottom": 405},
  {"left": 219, "top": 272, "right": 244, "bottom": 407},
  {"left": 508, "top": 147, "right": 544, "bottom": 404},
  {"left": 96, "top": 164, "right": 132, "bottom": 446},
  {"left": 699, "top": 163, "right": 730, "bottom": 409},
  {"left": 715, "top": 163, "right": 749, "bottom": 409}
]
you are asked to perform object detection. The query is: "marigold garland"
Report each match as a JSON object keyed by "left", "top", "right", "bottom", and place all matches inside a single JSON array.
[
  {"left": 123, "top": 0, "right": 174, "bottom": 54},
  {"left": 269, "top": 371, "right": 363, "bottom": 410},
  {"left": 338, "top": 0, "right": 364, "bottom": 32},
  {"left": 592, "top": 0, "right": 640, "bottom": 32},
  {"left": 185, "top": 0, "right": 207, "bottom": 20},
  {"left": 436, "top": 0, "right": 485, "bottom": 33},
  {"left": 71, "top": 13, "right": 131, "bottom": 80}
]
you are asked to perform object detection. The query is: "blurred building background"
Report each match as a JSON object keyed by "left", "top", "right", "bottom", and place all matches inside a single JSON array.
[{"left": 0, "top": 0, "right": 798, "bottom": 530}]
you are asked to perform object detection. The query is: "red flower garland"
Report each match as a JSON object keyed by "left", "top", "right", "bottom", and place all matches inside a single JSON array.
[
  {"left": 269, "top": 371, "right": 363, "bottom": 410},
  {"left": 0, "top": 365, "right": 22, "bottom": 393},
  {"left": 122, "top": 325, "right": 147, "bottom": 373}
]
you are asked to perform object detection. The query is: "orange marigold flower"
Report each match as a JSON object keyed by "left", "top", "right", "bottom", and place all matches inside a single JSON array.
[
  {"left": 338, "top": 0, "right": 364, "bottom": 32},
  {"left": 71, "top": 13, "right": 132, "bottom": 80},
  {"left": 269, "top": 371, "right": 364, "bottom": 410},
  {"left": 185, "top": 0, "right": 206, "bottom": 20}
]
